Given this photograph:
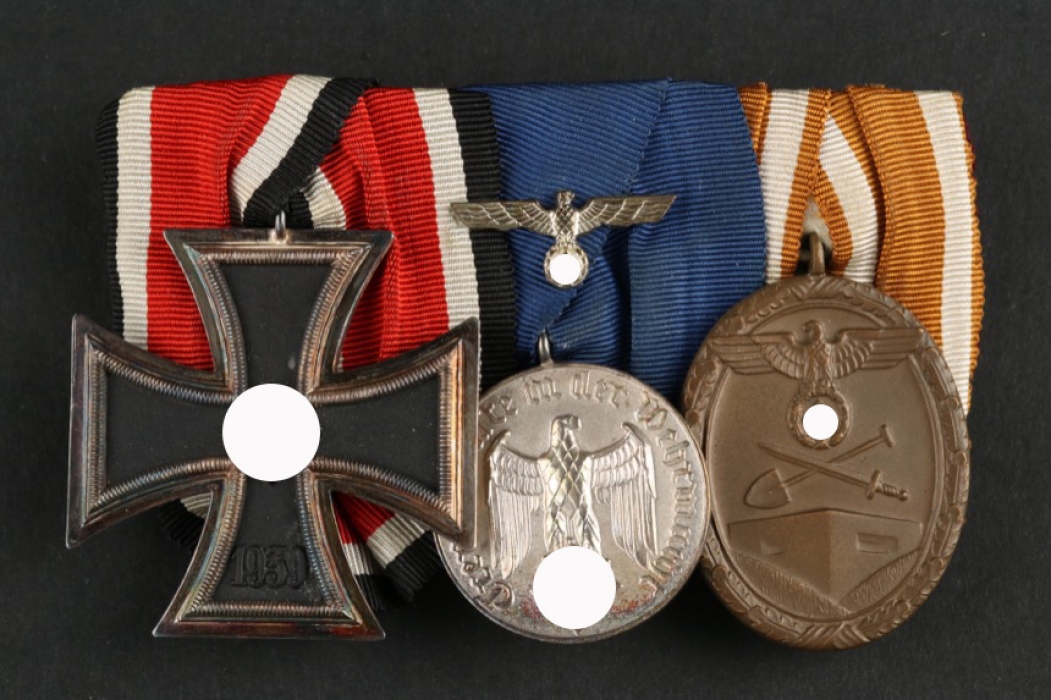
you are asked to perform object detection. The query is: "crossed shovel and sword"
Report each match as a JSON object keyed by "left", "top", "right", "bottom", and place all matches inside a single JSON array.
[{"left": 746, "top": 425, "right": 909, "bottom": 509}]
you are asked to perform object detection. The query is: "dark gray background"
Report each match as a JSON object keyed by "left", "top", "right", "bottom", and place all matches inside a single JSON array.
[{"left": 1, "top": 1, "right": 1047, "bottom": 697}]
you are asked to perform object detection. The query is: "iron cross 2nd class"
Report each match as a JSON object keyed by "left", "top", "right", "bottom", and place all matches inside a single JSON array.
[
  {"left": 451, "top": 190, "right": 675, "bottom": 288},
  {"left": 67, "top": 225, "right": 479, "bottom": 639}
]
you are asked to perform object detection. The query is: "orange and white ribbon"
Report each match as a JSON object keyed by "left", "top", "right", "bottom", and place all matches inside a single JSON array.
[{"left": 741, "top": 84, "right": 983, "bottom": 411}]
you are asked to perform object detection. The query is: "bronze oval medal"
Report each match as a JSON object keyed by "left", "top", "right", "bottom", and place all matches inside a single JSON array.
[{"left": 683, "top": 274, "right": 969, "bottom": 649}]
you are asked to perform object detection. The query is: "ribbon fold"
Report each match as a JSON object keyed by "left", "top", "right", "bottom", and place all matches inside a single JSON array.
[{"left": 742, "top": 84, "right": 983, "bottom": 410}]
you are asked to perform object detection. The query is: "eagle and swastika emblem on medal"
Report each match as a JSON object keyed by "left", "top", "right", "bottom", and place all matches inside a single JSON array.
[
  {"left": 708, "top": 320, "right": 924, "bottom": 449},
  {"left": 438, "top": 349, "right": 708, "bottom": 642},
  {"left": 68, "top": 226, "right": 479, "bottom": 638},
  {"left": 683, "top": 246, "right": 969, "bottom": 650}
]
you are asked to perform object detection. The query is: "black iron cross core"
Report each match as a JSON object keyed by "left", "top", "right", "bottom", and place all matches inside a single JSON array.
[{"left": 67, "top": 227, "right": 479, "bottom": 638}]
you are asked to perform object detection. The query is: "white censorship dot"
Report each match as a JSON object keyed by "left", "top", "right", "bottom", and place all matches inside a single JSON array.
[
  {"left": 222, "top": 384, "right": 320, "bottom": 481},
  {"left": 532, "top": 546, "right": 616, "bottom": 630},
  {"left": 803, "top": 403, "right": 839, "bottom": 441},
  {"left": 549, "top": 253, "right": 583, "bottom": 286}
]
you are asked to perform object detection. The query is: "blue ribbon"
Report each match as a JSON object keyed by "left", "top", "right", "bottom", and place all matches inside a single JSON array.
[{"left": 468, "top": 80, "right": 766, "bottom": 400}]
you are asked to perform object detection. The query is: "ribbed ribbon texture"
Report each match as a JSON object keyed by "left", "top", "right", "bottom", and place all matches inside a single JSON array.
[{"left": 96, "top": 75, "right": 983, "bottom": 611}]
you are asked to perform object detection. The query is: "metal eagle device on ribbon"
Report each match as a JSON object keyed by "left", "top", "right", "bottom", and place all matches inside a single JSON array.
[{"left": 451, "top": 190, "right": 675, "bottom": 288}]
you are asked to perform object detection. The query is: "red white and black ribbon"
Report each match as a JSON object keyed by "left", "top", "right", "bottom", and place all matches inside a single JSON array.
[{"left": 96, "top": 76, "right": 518, "bottom": 610}]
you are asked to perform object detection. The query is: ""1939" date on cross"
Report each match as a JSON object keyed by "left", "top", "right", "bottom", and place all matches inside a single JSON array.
[{"left": 228, "top": 545, "right": 309, "bottom": 590}]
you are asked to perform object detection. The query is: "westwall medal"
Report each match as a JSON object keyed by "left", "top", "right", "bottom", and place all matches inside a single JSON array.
[
  {"left": 683, "top": 236, "right": 970, "bottom": 649},
  {"left": 438, "top": 335, "right": 708, "bottom": 641}
]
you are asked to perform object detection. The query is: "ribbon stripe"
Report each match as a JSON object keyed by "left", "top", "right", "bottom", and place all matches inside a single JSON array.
[
  {"left": 97, "top": 97, "right": 124, "bottom": 337},
  {"left": 240, "top": 77, "right": 372, "bottom": 227},
  {"left": 448, "top": 88, "right": 520, "bottom": 390},
  {"left": 107, "top": 87, "right": 155, "bottom": 347},
  {"left": 299, "top": 167, "right": 348, "bottom": 229},
  {"left": 821, "top": 93, "right": 882, "bottom": 280},
  {"left": 758, "top": 89, "right": 830, "bottom": 283},
  {"left": 917, "top": 92, "right": 980, "bottom": 409},
  {"left": 285, "top": 190, "right": 315, "bottom": 229}
]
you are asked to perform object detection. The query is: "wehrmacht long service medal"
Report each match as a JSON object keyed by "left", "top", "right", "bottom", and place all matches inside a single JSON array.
[{"left": 441, "top": 192, "right": 708, "bottom": 641}]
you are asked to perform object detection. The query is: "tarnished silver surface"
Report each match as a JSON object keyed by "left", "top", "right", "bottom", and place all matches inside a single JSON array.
[
  {"left": 68, "top": 226, "right": 479, "bottom": 638},
  {"left": 450, "top": 190, "right": 675, "bottom": 288},
  {"left": 438, "top": 360, "right": 708, "bottom": 642}
]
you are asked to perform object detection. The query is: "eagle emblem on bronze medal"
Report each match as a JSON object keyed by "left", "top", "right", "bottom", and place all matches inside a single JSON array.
[
  {"left": 709, "top": 321, "right": 923, "bottom": 448},
  {"left": 487, "top": 416, "right": 658, "bottom": 579}
]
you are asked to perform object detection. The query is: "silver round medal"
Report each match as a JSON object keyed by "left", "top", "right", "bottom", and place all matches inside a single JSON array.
[{"left": 437, "top": 351, "right": 709, "bottom": 642}]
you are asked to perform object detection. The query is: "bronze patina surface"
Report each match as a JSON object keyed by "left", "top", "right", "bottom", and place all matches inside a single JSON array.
[{"left": 683, "top": 270, "right": 969, "bottom": 650}]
